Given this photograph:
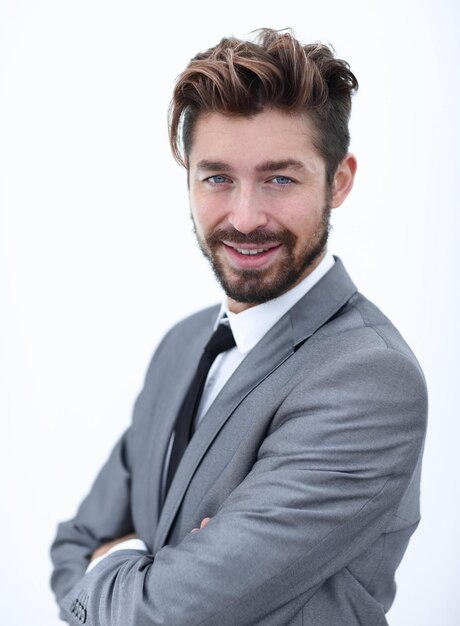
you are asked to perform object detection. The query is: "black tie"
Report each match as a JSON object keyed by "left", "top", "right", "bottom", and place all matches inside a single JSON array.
[{"left": 165, "top": 322, "right": 236, "bottom": 495}]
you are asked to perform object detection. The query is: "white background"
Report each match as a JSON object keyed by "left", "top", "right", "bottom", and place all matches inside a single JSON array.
[{"left": 1, "top": 1, "right": 458, "bottom": 624}]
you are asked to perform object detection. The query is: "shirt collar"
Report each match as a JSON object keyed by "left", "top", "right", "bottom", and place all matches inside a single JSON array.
[{"left": 215, "top": 251, "right": 335, "bottom": 354}]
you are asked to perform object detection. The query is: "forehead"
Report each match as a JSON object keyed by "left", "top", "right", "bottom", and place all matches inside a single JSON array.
[{"left": 188, "top": 109, "right": 321, "bottom": 170}]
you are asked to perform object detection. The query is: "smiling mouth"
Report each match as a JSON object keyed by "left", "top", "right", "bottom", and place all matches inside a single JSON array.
[
  {"left": 234, "top": 247, "right": 272, "bottom": 256},
  {"left": 223, "top": 242, "right": 282, "bottom": 256},
  {"left": 219, "top": 242, "right": 283, "bottom": 270}
]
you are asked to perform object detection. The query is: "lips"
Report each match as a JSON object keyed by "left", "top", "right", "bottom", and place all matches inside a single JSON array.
[
  {"left": 223, "top": 240, "right": 281, "bottom": 253},
  {"left": 221, "top": 241, "right": 282, "bottom": 269},
  {"left": 234, "top": 247, "right": 273, "bottom": 256}
]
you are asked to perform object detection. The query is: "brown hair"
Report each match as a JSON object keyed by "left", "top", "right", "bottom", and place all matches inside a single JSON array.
[{"left": 168, "top": 28, "right": 358, "bottom": 187}]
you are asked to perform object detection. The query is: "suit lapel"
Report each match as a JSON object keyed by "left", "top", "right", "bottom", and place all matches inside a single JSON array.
[
  {"left": 146, "top": 310, "right": 218, "bottom": 529},
  {"left": 154, "top": 312, "right": 295, "bottom": 550},
  {"left": 154, "top": 257, "right": 357, "bottom": 549}
]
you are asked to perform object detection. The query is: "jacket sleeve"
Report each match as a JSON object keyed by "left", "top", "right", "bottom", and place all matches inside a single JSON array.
[
  {"left": 49, "top": 322, "right": 181, "bottom": 605},
  {"left": 50, "top": 427, "right": 135, "bottom": 604},
  {"left": 55, "top": 346, "right": 428, "bottom": 626}
]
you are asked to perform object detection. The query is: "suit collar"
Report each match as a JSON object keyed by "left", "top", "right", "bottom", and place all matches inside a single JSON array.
[
  {"left": 154, "top": 256, "right": 357, "bottom": 549},
  {"left": 289, "top": 256, "right": 357, "bottom": 348}
]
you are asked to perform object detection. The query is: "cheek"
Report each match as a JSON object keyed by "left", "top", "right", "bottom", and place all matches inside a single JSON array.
[
  {"left": 192, "top": 195, "right": 227, "bottom": 234},
  {"left": 274, "top": 200, "right": 326, "bottom": 244},
  {"left": 275, "top": 200, "right": 318, "bottom": 231},
  {"left": 191, "top": 207, "right": 220, "bottom": 243}
]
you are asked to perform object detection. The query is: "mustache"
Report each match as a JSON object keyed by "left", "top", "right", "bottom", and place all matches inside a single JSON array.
[{"left": 206, "top": 227, "right": 296, "bottom": 247}]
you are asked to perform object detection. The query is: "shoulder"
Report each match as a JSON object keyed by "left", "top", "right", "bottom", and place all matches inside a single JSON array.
[
  {"left": 314, "top": 289, "right": 422, "bottom": 369},
  {"left": 291, "top": 289, "right": 428, "bottom": 432},
  {"left": 160, "top": 304, "right": 221, "bottom": 346},
  {"left": 142, "top": 304, "right": 220, "bottom": 376},
  {"left": 272, "top": 291, "right": 428, "bottom": 476},
  {"left": 281, "top": 270, "right": 428, "bottom": 420}
]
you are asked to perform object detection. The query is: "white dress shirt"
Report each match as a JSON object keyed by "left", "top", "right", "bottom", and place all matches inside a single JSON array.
[{"left": 87, "top": 252, "right": 335, "bottom": 571}]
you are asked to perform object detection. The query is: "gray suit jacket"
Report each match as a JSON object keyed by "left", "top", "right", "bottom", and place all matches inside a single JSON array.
[{"left": 50, "top": 258, "right": 428, "bottom": 625}]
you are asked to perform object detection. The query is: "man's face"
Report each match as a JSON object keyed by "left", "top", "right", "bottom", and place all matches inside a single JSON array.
[{"left": 188, "top": 108, "right": 352, "bottom": 312}]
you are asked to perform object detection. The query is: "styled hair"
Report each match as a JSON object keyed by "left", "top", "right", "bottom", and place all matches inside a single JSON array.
[{"left": 168, "top": 28, "right": 358, "bottom": 187}]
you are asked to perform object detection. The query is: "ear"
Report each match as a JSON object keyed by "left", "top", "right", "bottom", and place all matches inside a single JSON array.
[{"left": 330, "top": 153, "right": 357, "bottom": 208}]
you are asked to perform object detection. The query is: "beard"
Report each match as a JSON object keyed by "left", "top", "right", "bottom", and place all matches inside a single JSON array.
[{"left": 193, "top": 203, "right": 332, "bottom": 305}]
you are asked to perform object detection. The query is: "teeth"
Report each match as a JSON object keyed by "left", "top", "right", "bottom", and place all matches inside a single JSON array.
[{"left": 235, "top": 247, "right": 270, "bottom": 256}]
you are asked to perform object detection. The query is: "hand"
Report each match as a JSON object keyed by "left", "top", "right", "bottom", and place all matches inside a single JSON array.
[
  {"left": 90, "top": 532, "right": 138, "bottom": 561},
  {"left": 191, "top": 517, "right": 211, "bottom": 533}
]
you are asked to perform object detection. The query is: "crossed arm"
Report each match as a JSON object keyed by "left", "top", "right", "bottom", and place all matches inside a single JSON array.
[
  {"left": 90, "top": 516, "right": 210, "bottom": 563},
  {"left": 51, "top": 348, "right": 427, "bottom": 626}
]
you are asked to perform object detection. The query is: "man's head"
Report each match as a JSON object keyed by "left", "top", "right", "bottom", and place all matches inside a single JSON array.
[
  {"left": 168, "top": 29, "right": 358, "bottom": 311},
  {"left": 169, "top": 28, "right": 358, "bottom": 189}
]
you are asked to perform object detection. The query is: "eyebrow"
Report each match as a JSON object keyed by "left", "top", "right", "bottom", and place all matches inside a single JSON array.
[
  {"left": 196, "top": 159, "right": 306, "bottom": 173},
  {"left": 196, "top": 160, "right": 233, "bottom": 172},
  {"left": 256, "top": 159, "right": 306, "bottom": 173}
]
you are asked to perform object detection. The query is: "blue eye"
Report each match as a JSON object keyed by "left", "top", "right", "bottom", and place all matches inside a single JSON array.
[
  {"left": 272, "top": 176, "right": 292, "bottom": 185},
  {"left": 207, "top": 175, "right": 228, "bottom": 184}
]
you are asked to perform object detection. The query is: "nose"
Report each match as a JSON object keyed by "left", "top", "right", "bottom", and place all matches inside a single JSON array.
[{"left": 228, "top": 185, "right": 268, "bottom": 234}]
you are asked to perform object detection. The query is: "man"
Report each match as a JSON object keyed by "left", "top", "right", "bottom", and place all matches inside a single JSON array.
[{"left": 51, "top": 28, "right": 428, "bottom": 625}]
